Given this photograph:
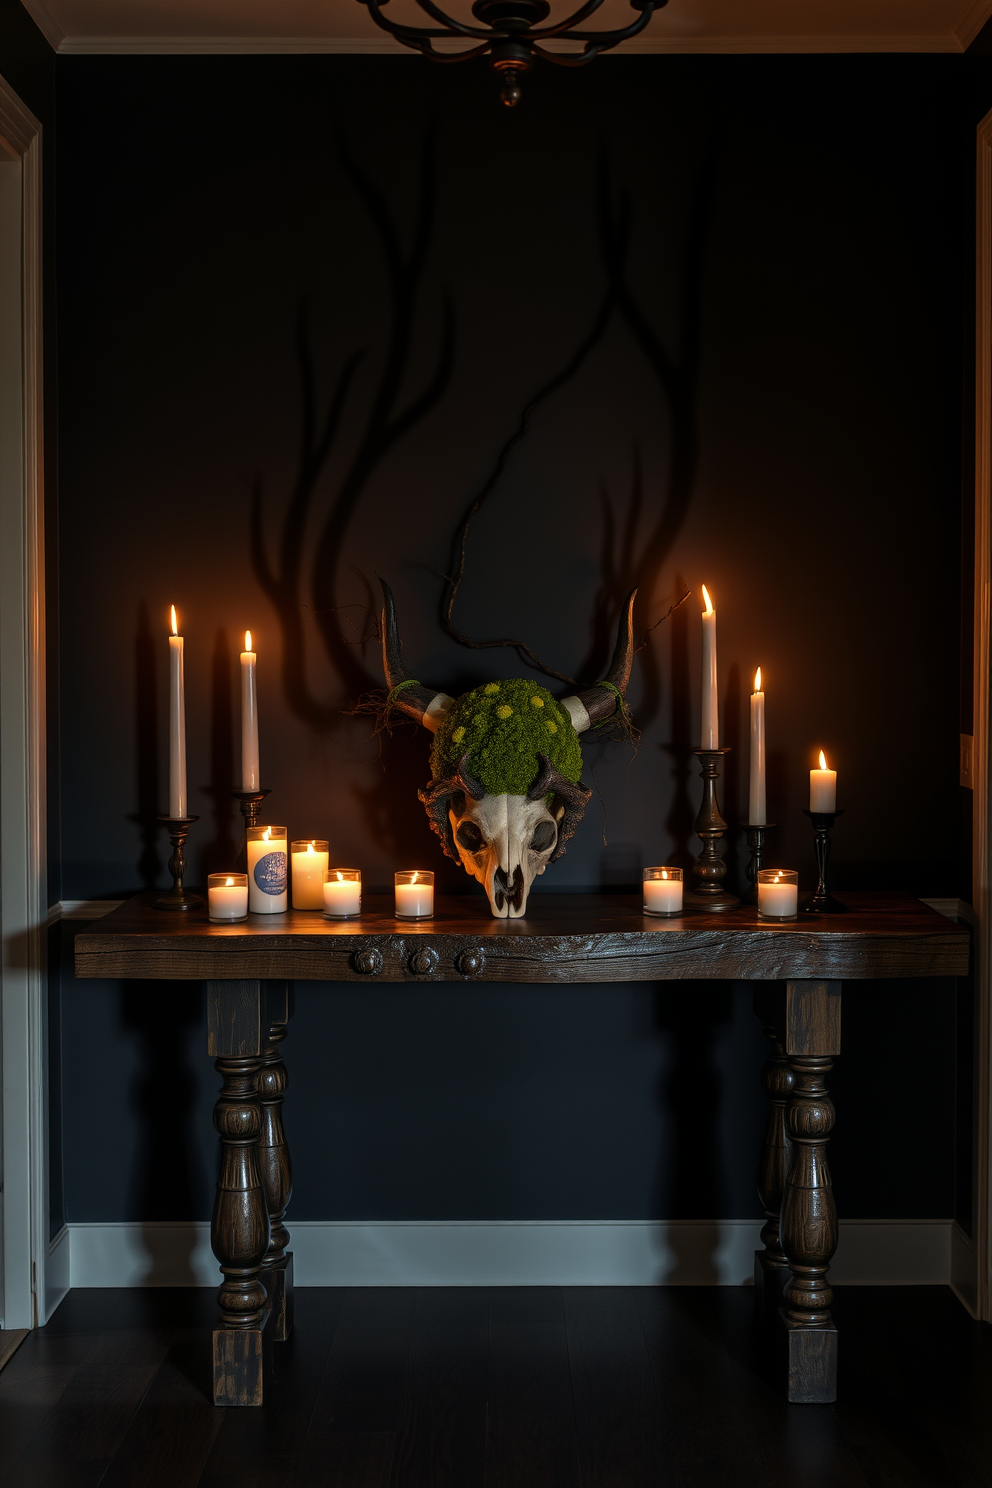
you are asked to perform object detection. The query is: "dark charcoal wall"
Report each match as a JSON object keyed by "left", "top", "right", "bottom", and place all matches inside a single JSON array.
[{"left": 54, "top": 51, "right": 988, "bottom": 1225}]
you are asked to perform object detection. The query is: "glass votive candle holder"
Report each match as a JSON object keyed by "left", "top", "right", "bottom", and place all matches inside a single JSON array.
[
  {"left": 757, "top": 869, "right": 799, "bottom": 920},
  {"left": 323, "top": 868, "right": 362, "bottom": 919},
  {"left": 291, "top": 839, "right": 329, "bottom": 910},
  {"left": 643, "top": 866, "right": 683, "bottom": 916},
  {"left": 246, "top": 825, "right": 288, "bottom": 913},
  {"left": 394, "top": 870, "right": 434, "bottom": 919},
  {"left": 208, "top": 873, "right": 248, "bottom": 922}
]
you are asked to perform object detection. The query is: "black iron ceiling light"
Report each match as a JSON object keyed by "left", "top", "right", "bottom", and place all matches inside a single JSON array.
[{"left": 358, "top": 0, "right": 668, "bottom": 106}]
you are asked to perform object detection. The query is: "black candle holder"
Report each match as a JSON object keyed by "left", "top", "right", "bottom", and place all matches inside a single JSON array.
[
  {"left": 155, "top": 815, "right": 203, "bottom": 911},
  {"left": 233, "top": 788, "right": 271, "bottom": 872},
  {"left": 741, "top": 822, "right": 776, "bottom": 905},
  {"left": 684, "top": 747, "right": 740, "bottom": 912},
  {"left": 802, "top": 809, "right": 846, "bottom": 914}
]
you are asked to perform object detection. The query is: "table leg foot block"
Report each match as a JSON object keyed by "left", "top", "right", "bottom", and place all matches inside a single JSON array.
[
  {"left": 753, "top": 1250, "right": 789, "bottom": 1322},
  {"left": 778, "top": 1313, "right": 837, "bottom": 1403},
  {"left": 213, "top": 1327, "right": 265, "bottom": 1407},
  {"left": 263, "top": 1252, "right": 294, "bottom": 1344}
]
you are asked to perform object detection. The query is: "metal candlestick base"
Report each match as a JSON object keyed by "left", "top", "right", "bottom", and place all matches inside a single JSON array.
[
  {"left": 155, "top": 815, "right": 204, "bottom": 910},
  {"left": 802, "top": 809, "right": 846, "bottom": 914},
  {"left": 684, "top": 747, "right": 740, "bottom": 912},
  {"left": 741, "top": 822, "right": 776, "bottom": 905},
  {"left": 233, "top": 789, "right": 271, "bottom": 872}
]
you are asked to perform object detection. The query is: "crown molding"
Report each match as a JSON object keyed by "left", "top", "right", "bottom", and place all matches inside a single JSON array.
[
  {"left": 18, "top": 0, "right": 66, "bottom": 52},
  {"left": 52, "top": 30, "right": 967, "bottom": 54},
  {"left": 957, "top": 0, "right": 992, "bottom": 47}
]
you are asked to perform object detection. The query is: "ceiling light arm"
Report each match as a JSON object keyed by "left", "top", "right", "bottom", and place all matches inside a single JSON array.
[
  {"left": 549, "top": 3, "right": 658, "bottom": 44},
  {"left": 363, "top": 0, "right": 491, "bottom": 41},
  {"left": 524, "top": 0, "right": 610, "bottom": 38},
  {"left": 531, "top": 41, "right": 601, "bottom": 63}
]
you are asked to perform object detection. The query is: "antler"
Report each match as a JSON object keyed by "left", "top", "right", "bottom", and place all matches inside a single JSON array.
[
  {"left": 527, "top": 753, "right": 593, "bottom": 861},
  {"left": 418, "top": 754, "right": 485, "bottom": 858},
  {"left": 381, "top": 579, "right": 454, "bottom": 729},
  {"left": 560, "top": 587, "right": 636, "bottom": 733}
]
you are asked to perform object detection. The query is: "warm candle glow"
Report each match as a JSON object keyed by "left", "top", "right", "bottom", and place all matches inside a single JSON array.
[
  {"left": 701, "top": 584, "right": 713, "bottom": 616},
  {"left": 226, "top": 876, "right": 234, "bottom": 887},
  {"left": 819, "top": 749, "right": 828, "bottom": 770},
  {"left": 754, "top": 667, "right": 762, "bottom": 693},
  {"left": 245, "top": 629, "right": 252, "bottom": 652},
  {"left": 263, "top": 827, "right": 271, "bottom": 841},
  {"left": 170, "top": 604, "right": 178, "bottom": 636}
]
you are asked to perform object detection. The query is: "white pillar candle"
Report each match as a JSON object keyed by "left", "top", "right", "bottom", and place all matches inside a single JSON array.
[
  {"left": 168, "top": 604, "right": 187, "bottom": 818},
  {"left": 757, "top": 870, "right": 798, "bottom": 919},
  {"left": 643, "top": 867, "right": 683, "bottom": 916},
  {"left": 395, "top": 871, "right": 434, "bottom": 918},
  {"left": 246, "top": 825, "right": 288, "bottom": 913},
  {"left": 701, "top": 585, "right": 719, "bottom": 748},
  {"left": 749, "top": 668, "right": 766, "bottom": 825},
  {"left": 240, "top": 630, "right": 260, "bottom": 792},
  {"left": 208, "top": 873, "right": 248, "bottom": 921},
  {"left": 292, "top": 840, "right": 329, "bottom": 910},
  {"left": 809, "top": 750, "right": 837, "bottom": 812},
  {"left": 323, "top": 869, "right": 362, "bottom": 918}
]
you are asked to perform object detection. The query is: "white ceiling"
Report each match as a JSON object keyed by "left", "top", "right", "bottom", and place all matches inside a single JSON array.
[{"left": 21, "top": 0, "right": 992, "bottom": 54}]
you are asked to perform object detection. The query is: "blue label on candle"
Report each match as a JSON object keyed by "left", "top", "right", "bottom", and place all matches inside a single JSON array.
[{"left": 254, "top": 851, "right": 287, "bottom": 896}]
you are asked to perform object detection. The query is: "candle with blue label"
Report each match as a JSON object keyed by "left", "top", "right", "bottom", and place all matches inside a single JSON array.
[{"left": 246, "top": 825, "right": 288, "bottom": 913}]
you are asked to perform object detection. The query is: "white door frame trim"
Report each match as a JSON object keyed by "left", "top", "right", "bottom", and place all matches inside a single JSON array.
[
  {"left": 0, "top": 74, "right": 48, "bottom": 1330},
  {"left": 973, "top": 108, "right": 992, "bottom": 1324}
]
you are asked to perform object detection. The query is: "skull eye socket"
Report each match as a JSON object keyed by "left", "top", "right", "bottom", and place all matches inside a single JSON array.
[
  {"left": 530, "top": 820, "right": 557, "bottom": 854},
  {"left": 456, "top": 820, "right": 485, "bottom": 854}
]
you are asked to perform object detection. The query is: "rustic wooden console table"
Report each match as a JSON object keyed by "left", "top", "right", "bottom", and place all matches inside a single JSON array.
[{"left": 74, "top": 890, "right": 968, "bottom": 1408}]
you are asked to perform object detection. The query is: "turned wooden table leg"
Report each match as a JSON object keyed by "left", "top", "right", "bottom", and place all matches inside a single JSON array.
[
  {"left": 208, "top": 980, "right": 272, "bottom": 1407},
  {"left": 258, "top": 983, "right": 294, "bottom": 1343},
  {"left": 778, "top": 979, "right": 842, "bottom": 1404},
  {"left": 752, "top": 1004, "right": 793, "bottom": 1318}
]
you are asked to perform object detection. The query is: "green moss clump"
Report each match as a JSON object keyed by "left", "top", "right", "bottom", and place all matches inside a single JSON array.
[{"left": 430, "top": 679, "right": 582, "bottom": 795}]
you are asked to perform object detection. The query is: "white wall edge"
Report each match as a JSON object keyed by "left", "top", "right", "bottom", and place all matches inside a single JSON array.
[
  {"left": 51, "top": 33, "right": 965, "bottom": 56},
  {"left": 65, "top": 1218, "right": 954, "bottom": 1290}
]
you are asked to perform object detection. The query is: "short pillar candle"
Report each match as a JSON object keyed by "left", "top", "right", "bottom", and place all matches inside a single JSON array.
[
  {"left": 757, "top": 868, "right": 799, "bottom": 920},
  {"left": 323, "top": 868, "right": 362, "bottom": 919},
  {"left": 643, "top": 866, "right": 683, "bottom": 916},
  {"left": 292, "top": 839, "right": 329, "bottom": 909},
  {"left": 246, "top": 825, "right": 289, "bottom": 913},
  {"left": 810, "top": 750, "right": 837, "bottom": 812},
  {"left": 208, "top": 873, "right": 248, "bottom": 922},
  {"left": 395, "top": 870, "right": 434, "bottom": 919}
]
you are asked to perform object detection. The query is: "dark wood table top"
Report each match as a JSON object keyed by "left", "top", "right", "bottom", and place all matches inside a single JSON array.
[{"left": 73, "top": 891, "right": 970, "bottom": 984}]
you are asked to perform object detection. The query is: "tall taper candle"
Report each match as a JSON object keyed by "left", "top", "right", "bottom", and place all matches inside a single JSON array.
[
  {"left": 700, "top": 585, "right": 719, "bottom": 748},
  {"left": 749, "top": 667, "right": 766, "bottom": 825},
  {"left": 240, "top": 629, "right": 259, "bottom": 792},
  {"left": 168, "top": 605, "right": 187, "bottom": 818}
]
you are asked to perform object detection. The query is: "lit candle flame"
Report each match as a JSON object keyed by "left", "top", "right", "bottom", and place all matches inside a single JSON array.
[
  {"left": 335, "top": 871, "right": 343, "bottom": 883},
  {"left": 307, "top": 842, "right": 315, "bottom": 856},
  {"left": 225, "top": 877, "right": 234, "bottom": 887},
  {"left": 263, "top": 827, "right": 271, "bottom": 841},
  {"left": 411, "top": 872, "right": 418, "bottom": 884},
  {"left": 818, "top": 749, "right": 828, "bottom": 771},
  {"left": 754, "top": 666, "right": 762, "bottom": 693},
  {"left": 245, "top": 629, "right": 252, "bottom": 652},
  {"left": 170, "top": 605, "right": 178, "bottom": 636},
  {"left": 701, "top": 585, "right": 713, "bottom": 616}
]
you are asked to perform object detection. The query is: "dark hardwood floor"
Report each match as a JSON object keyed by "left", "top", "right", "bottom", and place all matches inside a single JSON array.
[{"left": 0, "top": 1285, "right": 987, "bottom": 1487}]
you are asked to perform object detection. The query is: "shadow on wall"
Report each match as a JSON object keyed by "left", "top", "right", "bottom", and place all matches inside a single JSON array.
[
  {"left": 120, "top": 981, "right": 209, "bottom": 1284},
  {"left": 651, "top": 982, "right": 734, "bottom": 1282}
]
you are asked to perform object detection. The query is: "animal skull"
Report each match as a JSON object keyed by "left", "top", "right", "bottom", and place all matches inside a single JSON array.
[{"left": 379, "top": 582, "right": 636, "bottom": 919}]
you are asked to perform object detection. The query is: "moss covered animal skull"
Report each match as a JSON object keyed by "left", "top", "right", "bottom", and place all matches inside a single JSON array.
[{"left": 380, "top": 581, "right": 636, "bottom": 918}]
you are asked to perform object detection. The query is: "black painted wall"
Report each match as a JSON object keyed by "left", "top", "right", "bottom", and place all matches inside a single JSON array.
[{"left": 49, "top": 50, "right": 991, "bottom": 1226}]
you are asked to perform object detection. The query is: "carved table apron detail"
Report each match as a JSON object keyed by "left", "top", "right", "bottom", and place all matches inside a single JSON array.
[{"left": 74, "top": 892, "right": 968, "bottom": 1408}]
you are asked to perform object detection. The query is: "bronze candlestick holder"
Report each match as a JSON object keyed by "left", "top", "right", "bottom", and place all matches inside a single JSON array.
[
  {"left": 741, "top": 822, "right": 775, "bottom": 905},
  {"left": 233, "top": 788, "right": 271, "bottom": 872},
  {"left": 684, "top": 747, "right": 740, "bottom": 912},
  {"left": 155, "top": 815, "right": 203, "bottom": 910},
  {"left": 802, "top": 809, "right": 846, "bottom": 914}
]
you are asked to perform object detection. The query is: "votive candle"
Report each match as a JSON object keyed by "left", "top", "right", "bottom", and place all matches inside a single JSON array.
[
  {"left": 323, "top": 868, "right": 362, "bottom": 918},
  {"left": 643, "top": 866, "right": 683, "bottom": 916},
  {"left": 208, "top": 872, "right": 248, "bottom": 922},
  {"left": 246, "top": 825, "right": 288, "bottom": 913},
  {"left": 292, "top": 839, "right": 329, "bottom": 910},
  {"left": 757, "top": 869, "right": 798, "bottom": 920},
  {"left": 395, "top": 870, "right": 434, "bottom": 919}
]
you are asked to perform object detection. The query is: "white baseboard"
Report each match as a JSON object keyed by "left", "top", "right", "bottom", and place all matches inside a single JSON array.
[
  {"left": 45, "top": 1225, "right": 70, "bottom": 1323},
  {"left": 64, "top": 1218, "right": 953, "bottom": 1290}
]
